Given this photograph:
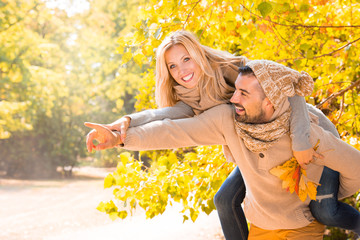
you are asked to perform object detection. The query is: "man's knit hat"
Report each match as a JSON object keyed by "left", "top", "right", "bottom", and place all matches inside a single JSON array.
[{"left": 246, "top": 60, "right": 314, "bottom": 110}]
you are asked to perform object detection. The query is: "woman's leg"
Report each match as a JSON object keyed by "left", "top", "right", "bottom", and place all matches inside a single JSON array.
[
  {"left": 214, "top": 166, "right": 248, "bottom": 240},
  {"left": 310, "top": 166, "right": 360, "bottom": 235}
]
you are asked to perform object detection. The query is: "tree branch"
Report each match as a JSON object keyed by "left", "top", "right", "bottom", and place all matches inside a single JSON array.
[
  {"left": 312, "top": 37, "right": 360, "bottom": 59},
  {"left": 240, "top": 4, "right": 360, "bottom": 29},
  {"left": 278, "top": 37, "right": 360, "bottom": 62},
  {"left": 198, "top": 3, "right": 214, "bottom": 39},
  {"left": 183, "top": 0, "right": 202, "bottom": 29},
  {"left": 316, "top": 79, "right": 360, "bottom": 108}
]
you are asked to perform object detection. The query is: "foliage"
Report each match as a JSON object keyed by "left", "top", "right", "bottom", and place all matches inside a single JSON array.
[
  {"left": 270, "top": 140, "right": 321, "bottom": 202},
  {"left": 97, "top": 146, "right": 235, "bottom": 222},
  {"left": 0, "top": 0, "right": 143, "bottom": 177}
]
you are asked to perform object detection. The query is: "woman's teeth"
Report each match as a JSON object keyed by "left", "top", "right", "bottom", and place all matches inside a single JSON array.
[{"left": 182, "top": 73, "right": 193, "bottom": 82}]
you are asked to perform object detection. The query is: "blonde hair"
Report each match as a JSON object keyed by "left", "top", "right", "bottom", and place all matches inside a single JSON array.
[{"left": 155, "top": 30, "right": 247, "bottom": 108}]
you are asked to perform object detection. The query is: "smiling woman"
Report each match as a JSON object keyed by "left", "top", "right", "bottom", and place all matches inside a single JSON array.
[{"left": 164, "top": 44, "right": 202, "bottom": 89}]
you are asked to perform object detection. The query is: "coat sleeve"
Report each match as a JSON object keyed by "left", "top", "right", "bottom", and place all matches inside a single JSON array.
[
  {"left": 122, "top": 104, "right": 231, "bottom": 151},
  {"left": 127, "top": 101, "right": 195, "bottom": 127},
  {"left": 309, "top": 123, "right": 360, "bottom": 199},
  {"left": 288, "top": 95, "right": 312, "bottom": 151}
]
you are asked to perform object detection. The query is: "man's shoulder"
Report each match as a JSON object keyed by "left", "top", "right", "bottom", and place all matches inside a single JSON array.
[
  {"left": 203, "top": 104, "right": 233, "bottom": 116},
  {"left": 194, "top": 104, "right": 234, "bottom": 125}
]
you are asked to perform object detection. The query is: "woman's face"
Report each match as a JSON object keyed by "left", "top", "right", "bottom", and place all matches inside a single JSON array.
[{"left": 165, "top": 44, "right": 201, "bottom": 89}]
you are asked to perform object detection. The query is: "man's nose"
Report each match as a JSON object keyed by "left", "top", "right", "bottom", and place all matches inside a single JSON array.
[{"left": 230, "top": 91, "right": 240, "bottom": 103}]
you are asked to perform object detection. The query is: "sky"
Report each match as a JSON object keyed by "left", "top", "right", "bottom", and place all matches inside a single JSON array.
[{"left": 45, "top": 0, "right": 90, "bottom": 16}]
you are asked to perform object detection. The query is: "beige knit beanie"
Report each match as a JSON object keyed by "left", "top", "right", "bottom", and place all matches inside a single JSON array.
[{"left": 246, "top": 60, "right": 314, "bottom": 110}]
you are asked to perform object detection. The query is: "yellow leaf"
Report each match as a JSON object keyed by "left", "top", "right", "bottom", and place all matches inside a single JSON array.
[
  {"left": 121, "top": 51, "right": 132, "bottom": 64},
  {"left": 299, "top": 175, "right": 306, "bottom": 191},
  {"left": 298, "top": 188, "right": 308, "bottom": 202},
  {"left": 133, "top": 53, "right": 146, "bottom": 67},
  {"left": 269, "top": 167, "right": 286, "bottom": 178},
  {"left": 270, "top": 141, "right": 321, "bottom": 201},
  {"left": 307, "top": 182, "right": 318, "bottom": 200},
  {"left": 104, "top": 174, "right": 115, "bottom": 188}
]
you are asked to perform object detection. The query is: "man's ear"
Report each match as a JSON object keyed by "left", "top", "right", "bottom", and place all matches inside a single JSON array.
[{"left": 263, "top": 97, "right": 275, "bottom": 112}]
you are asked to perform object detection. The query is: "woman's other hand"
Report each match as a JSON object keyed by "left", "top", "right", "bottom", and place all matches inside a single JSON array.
[{"left": 293, "top": 148, "right": 324, "bottom": 169}]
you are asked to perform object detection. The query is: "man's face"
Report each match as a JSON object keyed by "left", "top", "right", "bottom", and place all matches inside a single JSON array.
[{"left": 230, "top": 74, "right": 273, "bottom": 124}]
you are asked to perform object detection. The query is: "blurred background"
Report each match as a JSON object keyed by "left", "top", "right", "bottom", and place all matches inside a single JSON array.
[{"left": 1, "top": 0, "right": 359, "bottom": 239}]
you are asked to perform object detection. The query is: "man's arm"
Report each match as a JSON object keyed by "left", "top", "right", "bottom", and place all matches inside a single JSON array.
[{"left": 122, "top": 104, "right": 231, "bottom": 151}]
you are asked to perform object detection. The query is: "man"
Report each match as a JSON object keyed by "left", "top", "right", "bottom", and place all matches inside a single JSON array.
[{"left": 85, "top": 60, "right": 360, "bottom": 239}]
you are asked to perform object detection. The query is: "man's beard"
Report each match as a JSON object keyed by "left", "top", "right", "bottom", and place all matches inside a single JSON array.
[{"left": 234, "top": 104, "right": 268, "bottom": 124}]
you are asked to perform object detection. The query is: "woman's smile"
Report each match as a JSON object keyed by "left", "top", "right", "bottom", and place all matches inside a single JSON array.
[{"left": 182, "top": 73, "right": 194, "bottom": 82}]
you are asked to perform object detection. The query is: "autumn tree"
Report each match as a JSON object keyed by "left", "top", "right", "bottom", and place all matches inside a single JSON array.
[{"left": 0, "top": 0, "right": 144, "bottom": 177}]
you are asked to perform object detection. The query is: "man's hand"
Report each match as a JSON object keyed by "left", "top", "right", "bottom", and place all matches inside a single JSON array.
[
  {"left": 103, "top": 116, "right": 131, "bottom": 143},
  {"left": 293, "top": 148, "right": 324, "bottom": 169},
  {"left": 84, "top": 122, "right": 122, "bottom": 152}
]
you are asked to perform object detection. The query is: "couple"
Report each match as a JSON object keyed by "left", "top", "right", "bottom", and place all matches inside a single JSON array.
[{"left": 85, "top": 31, "right": 360, "bottom": 239}]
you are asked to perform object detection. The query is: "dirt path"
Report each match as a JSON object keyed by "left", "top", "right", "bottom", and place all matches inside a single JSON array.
[{"left": 0, "top": 167, "right": 224, "bottom": 240}]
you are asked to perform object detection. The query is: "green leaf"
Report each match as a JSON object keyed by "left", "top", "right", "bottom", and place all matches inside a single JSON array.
[
  {"left": 173, "top": 17, "right": 181, "bottom": 24},
  {"left": 328, "top": 64, "right": 336, "bottom": 73},
  {"left": 273, "top": 2, "right": 290, "bottom": 13},
  {"left": 300, "top": 4, "right": 310, "bottom": 12},
  {"left": 294, "top": 59, "right": 302, "bottom": 68},
  {"left": 182, "top": 215, "right": 189, "bottom": 223},
  {"left": 300, "top": 43, "right": 311, "bottom": 51},
  {"left": 258, "top": 2, "right": 273, "bottom": 17},
  {"left": 196, "top": 29, "right": 204, "bottom": 37},
  {"left": 306, "top": 49, "right": 314, "bottom": 59}
]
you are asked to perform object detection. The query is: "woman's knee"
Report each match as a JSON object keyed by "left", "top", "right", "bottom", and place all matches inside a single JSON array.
[
  {"left": 214, "top": 167, "right": 246, "bottom": 210},
  {"left": 214, "top": 187, "right": 232, "bottom": 210},
  {"left": 214, "top": 183, "right": 245, "bottom": 210},
  {"left": 310, "top": 197, "right": 338, "bottom": 225}
]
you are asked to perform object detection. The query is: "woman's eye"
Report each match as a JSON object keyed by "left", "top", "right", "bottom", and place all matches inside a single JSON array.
[
  {"left": 184, "top": 57, "right": 190, "bottom": 62},
  {"left": 169, "top": 64, "right": 175, "bottom": 69}
]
